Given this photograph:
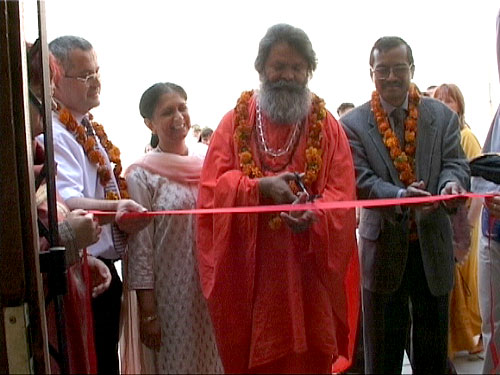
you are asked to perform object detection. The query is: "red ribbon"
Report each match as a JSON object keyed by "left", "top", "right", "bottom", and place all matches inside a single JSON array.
[
  {"left": 90, "top": 193, "right": 492, "bottom": 217},
  {"left": 88, "top": 192, "right": 497, "bottom": 370}
]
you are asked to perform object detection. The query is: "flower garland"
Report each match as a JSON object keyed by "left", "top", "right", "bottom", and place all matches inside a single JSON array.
[
  {"left": 233, "top": 90, "right": 325, "bottom": 229},
  {"left": 58, "top": 108, "right": 129, "bottom": 200},
  {"left": 371, "top": 84, "right": 420, "bottom": 186}
]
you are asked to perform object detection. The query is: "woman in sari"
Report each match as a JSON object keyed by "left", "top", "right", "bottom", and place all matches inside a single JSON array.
[
  {"left": 434, "top": 83, "right": 483, "bottom": 357},
  {"left": 122, "top": 82, "right": 222, "bottom": 374}
]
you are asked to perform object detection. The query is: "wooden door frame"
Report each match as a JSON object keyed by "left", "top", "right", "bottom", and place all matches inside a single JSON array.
[{"left": 0, "top": 0, "right": 49, "bottom": 372}]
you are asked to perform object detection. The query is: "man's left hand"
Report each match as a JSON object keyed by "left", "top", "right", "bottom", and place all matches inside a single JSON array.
[
  {"left": 440, "top": 181, "right": 467, "bottom": 210},
  {"left": 280, "top": 193, "right": 317, "bottom": 233},
  {"left": 115, "top": 199, "right": 151, "bottom": 234}
]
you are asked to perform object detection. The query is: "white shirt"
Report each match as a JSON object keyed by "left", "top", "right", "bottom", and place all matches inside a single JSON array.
[
  {"left": 40, "top": 112, "right": 119, "bottom": 259},
  {"left": 379, "top": 93, "right": 409, "bottom": 132}
]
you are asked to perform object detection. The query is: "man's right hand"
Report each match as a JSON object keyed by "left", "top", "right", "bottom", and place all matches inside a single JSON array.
[
  {"left": 404, "top": 180, "right": 438, "bottom": 213},
  {"left": 115, "top": 199, "right": 151, "bottom": 234},
  {"left": 65, "top": 209, "right": 101, "bottom": 250},
  {"left": 258, "top": 172, "right": 297, "bottom": 204}
]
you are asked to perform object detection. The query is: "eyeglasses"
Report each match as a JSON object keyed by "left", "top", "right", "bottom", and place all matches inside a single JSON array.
[
  {"left": 371, "top": 64, "right": 412, "bottom": 80},
  {"left": 64, "top": 72, "right": 100, "bottom": 86}
]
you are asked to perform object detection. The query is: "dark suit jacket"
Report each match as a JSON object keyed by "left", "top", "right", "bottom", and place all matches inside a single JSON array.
[{"left": 342, "top": 97, "right": 470, "bottom": 296}]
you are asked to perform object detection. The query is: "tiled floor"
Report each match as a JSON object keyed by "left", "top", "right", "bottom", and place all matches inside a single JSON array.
[{"left": 452, "top": 351, "right": 484, "bottom": 374}]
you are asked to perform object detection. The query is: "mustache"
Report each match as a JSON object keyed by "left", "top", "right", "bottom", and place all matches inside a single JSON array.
[
  {"left": 264, "top": 80, "right": 305, "bottom": 92},
  {"left": 382, "top": 81, "right": 403, "bottom": 88}
]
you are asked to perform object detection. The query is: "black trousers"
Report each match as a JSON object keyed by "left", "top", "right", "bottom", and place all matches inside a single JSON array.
[
  {"left": 362, "top": 241, "right": 449, "bottom": 374},
  {"left": 344, "top": 294, "right": 365, "bottom": 374},
  {"left": 92, "top": 258, "right": 122, "bottom": 374}
]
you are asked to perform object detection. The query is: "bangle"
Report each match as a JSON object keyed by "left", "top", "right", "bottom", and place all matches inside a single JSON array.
[{"left": 141, "top": 314, "right": 158, "bottom": 323}]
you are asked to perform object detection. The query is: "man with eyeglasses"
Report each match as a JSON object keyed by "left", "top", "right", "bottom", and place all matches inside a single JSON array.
[
  {"left": 341, "top": 36, "right": 469, "bottom": 374},
  {"left": 47, "top": 35, "right": 150, "bottom": 374}
]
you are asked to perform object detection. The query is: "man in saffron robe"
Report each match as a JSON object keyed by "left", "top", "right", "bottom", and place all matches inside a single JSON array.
[{"left": 197, "top": 23, "right": 359, "bottom": 374}]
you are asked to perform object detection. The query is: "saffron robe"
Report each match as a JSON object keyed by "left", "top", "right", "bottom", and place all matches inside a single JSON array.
[{"left": 197, "top": 93, "right": 360, "bottom": 373}]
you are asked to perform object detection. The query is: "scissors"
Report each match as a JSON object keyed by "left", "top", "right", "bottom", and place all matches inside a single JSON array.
[{"left": 294, "top": 172, "right": 321, "bottom": 202}]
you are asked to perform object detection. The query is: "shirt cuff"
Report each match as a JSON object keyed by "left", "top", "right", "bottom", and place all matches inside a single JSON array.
[
  {"left": 58, "top": 220, "right": 79, "bottom": 266},
  {"left": 396, "top": 188, "right": 406, "bottom": 214},
  {"left": 397, "top": 188, "right": 406, "bottom": 198}
]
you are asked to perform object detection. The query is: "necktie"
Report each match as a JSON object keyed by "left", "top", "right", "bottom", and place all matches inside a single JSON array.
[
  {"left": 81, "top": 116, "right": 93, "bottom": 137},
  {"left": 82, "top": 116, "right": 127, "bottom": 258},
  {"left": 389, "top": 110, "right": 418, "bottom": 239},
  {"left": 391, "top": 107, "right": 406, "bottom": 147}
]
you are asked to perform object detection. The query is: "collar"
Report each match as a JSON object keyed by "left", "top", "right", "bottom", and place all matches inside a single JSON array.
[
  {"left": 379, "top": 93, "right": 409, "bottom": 114},
  {"left": 54, "top": 98, "right": 88, "bottom": 123},
  {"left": 75, "top": 113, "right": 87, "bottom": 123}
]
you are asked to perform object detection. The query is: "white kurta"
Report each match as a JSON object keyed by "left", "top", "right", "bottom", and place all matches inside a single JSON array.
[{"left": 126, "top": 164, "right": 222, "bottom": 374}]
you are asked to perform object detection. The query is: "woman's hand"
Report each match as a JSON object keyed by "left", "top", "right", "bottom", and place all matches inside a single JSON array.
[
  {"left": 137, "top": 289, "right": 161, "bottom": 351},
  {"left": 140, "top": 317, "right": 162, "bottom": 351}
]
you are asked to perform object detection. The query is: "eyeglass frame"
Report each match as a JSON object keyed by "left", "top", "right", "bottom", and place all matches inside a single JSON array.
[
  {"left": 64, "top": 71, "right": 100, "bottom": 86},
  {"left": 370, "top": 64, "right": 413, "bottom": 80}
]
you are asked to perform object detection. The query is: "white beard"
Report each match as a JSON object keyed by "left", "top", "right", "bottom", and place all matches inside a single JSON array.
[{"left": 258, "top": 79, "right": 311, "bottom": 125}]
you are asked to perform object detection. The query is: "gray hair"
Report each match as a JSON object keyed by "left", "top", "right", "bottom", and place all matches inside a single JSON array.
[
  {"left": 254, "top": 24, "right": 317, "bottom": 76},
  {"left": 49, "top": 35, "right": 93, "bottom": 70}
]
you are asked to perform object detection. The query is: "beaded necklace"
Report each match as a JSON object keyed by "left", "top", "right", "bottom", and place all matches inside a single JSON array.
[{"left": 233, "top": 90, "right": 326, "bottom": 229}]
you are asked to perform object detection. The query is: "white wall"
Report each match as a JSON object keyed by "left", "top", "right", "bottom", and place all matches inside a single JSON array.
[{"left": 23, "top": 0, "right": 500, "bottom": 168}]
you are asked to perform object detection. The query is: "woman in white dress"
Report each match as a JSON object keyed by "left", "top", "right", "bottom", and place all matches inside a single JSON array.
[{"left": 122, "top": 82, "right": 222, "bottom": 374}]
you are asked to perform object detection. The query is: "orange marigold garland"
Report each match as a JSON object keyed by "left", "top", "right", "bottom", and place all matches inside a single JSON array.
[
  {"left": 233, "top": 90, "right": 325, "bottom": 229},
  {"left": 58, "top": 108, "right": 129, "bottom": 200},
  {"left": 234, "top": 90, "right": 263, "bottom": 179},
  {"left": 371, "top": 84, "right": 420, "bottom": 186},
  {"left": 371, "top": 84, "right": 421, "bottom": 241}
]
